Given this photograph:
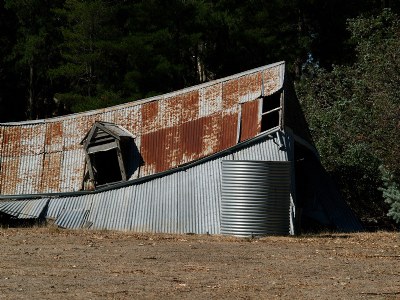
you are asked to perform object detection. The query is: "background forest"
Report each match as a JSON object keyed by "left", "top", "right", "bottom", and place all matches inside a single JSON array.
[{"left": 0, "top": 0, "right": 399, "bottom": 228}]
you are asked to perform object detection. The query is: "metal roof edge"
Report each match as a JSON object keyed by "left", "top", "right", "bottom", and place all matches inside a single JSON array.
[
  {"left": 0, "top": 61, "right": 286, "bottom": 126},
  {"left": 0, "top": 127, "right": 284, "bottom": 200}
]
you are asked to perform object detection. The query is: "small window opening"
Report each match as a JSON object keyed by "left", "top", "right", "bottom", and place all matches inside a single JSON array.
[
  {"left": 261, "top": 91, "right": 282, "bottom": 132},
  {"left": 90, "top": 149, "right": 122, "bottom": 186}
]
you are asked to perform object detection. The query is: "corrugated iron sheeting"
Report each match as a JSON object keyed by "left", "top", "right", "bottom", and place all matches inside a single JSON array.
[
  {"left": 0, "top": 198, "right": 49, "bottom": 219},
  {"left": 55, "top": 209, "right": 89, "bottom": 229},
  {"left": 0, "top": 62, "right": 285, "bottom": 195},
  {"left": 234, "top": 131, "right": 288, "bottom": 161},
  {"left": 239, "top": 99, "right": 261, "bottom": 142}
]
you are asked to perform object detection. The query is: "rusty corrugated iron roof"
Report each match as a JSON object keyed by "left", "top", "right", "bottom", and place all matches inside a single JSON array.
[{"left": 0, "top": 62, "right": 285, "bottom": 195}]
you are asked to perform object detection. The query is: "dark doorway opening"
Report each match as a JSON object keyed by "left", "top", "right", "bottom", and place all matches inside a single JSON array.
[{"left": 90, "top": 149, "right": 122, "bottom": 186}]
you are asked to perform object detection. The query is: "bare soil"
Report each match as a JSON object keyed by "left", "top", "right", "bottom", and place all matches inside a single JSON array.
[{"left": 0, "top": 228, "right": 399, "bottom": 299}]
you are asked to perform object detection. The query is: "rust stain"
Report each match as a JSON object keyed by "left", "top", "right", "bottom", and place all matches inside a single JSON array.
[
  {"left": 62, "top": 115, "right": 91, "bottom": 151},
  {"left": 0, "top": 156, "right": 21, "bottom": 195},
  {"left": 45, "top": 121, "right": 63, "bottom": 153},
  {"left": 141, "top": 100, "right": 159, "bottom": 134},
  {"left": 141, "top": 127, "right": 170, "bottom": 174},
  {"left": 180, "top": 90, "right": 199, "bottom": 123},
  {"left": 161, "top": 96, "right": 182, "bottom": 129},
  {"left": 222, "top": 79, "right": 239, "bottom": 110},
  {"left": 200, "top": 83, "right": 222, "bottom": 116},
  {"left": 263, "top": 65, "right": 281, "bottom": 95},
  {"left": 240, "top": 99, "right": 261, "bottom": 142},
  {"left": 41, "top": 152, "right": 62, "bottom": 193},
  {"left": 2, "top": 126, "right": 21, "bottom": 157},
  {"left": 179, "top": 117, "right": 205, "bottom": 163},
  {"left": 238, "top": 71, "right": 262, "bottom": 103},
  {"left": 219, "top": 112, "right": 239, "bottom": 150}
]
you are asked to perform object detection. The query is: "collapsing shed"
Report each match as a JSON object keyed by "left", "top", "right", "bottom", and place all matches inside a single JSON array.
[{"left": 0, "top": 61, "right": 362, "bottom": 235}]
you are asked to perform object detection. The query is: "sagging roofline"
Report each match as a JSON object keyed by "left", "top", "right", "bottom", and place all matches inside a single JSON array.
[
  {"left": 0, "top": 125, "right": 307, "bottom": 201},
  {"left": 0, "top": 61, "right": 285, "bottom": 126}
]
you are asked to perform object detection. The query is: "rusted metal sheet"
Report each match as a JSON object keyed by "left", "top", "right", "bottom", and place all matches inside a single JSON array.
[
  {"left": 45, "top": 121, "right": 63, "bottom": 153},
  {"left": 41, "top": 152, "right": 63, "bottom": 193},
  {"left": 0, "top": 157, "right": 21, "bottom": 195},
  {"left": 0, "top": 62, "right": 285, "bottom": 195},
  {"left": 0, "top": 126, "right": 4, "bottom": 191},
  {"left": 199, "top": 83, "right": 223, "bottom": 117},
  {"left": 240, "top": 99, "right": 261, "bottom": 142},
  {"left": 222, "top": 78, "right": 239, "bottom": 110},
  {"left": 238, "top": 72, "right": 262, "bottom": 103},
  {"left": 263, "top": 64, "right": 284, "bottom": 95}
]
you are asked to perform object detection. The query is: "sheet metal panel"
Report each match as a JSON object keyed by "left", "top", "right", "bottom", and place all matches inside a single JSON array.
[
  {"left": 16, "top": 155, "right": 43, "bottom": 194},
  {"left": 41, "top": 152, "right": 63, "bottom": 193},
  {"left": 263, "top": 63, "right": 285, "bottom": 95},
  {"left": 234, "top": 131, "right": 289, "bottom": 161},
  {"left": 0, "top": 126, "right": 3, "bottom": 191},
  {"left": 59, "top": 149, "right": 85, "bottom": 192},
  {"left": 19, "top": 198, "right": 49, "bottom": 219},
  {"left": 199, "top": 83, "right": 223, "bottom": 117},
  {"left": 238, "top": 72, "right": 262, "bottom": 103},
  {"left": 240, "top": 99, "right": 261, "bottom": 142},
  {"left": 0, "top": 198, "right": 48, "bottom": 219},
  {"left": 46, "top": 197, "right": 67, "bottom": 219},
  {"left": 0, "top": 200, "right": 25, "bottom": 217},
  {"left": 0, "top": 157, "right": 21, "bottom": 195},
  {"left": 55, "top": 209, "right": 89, "bottom": 229}
]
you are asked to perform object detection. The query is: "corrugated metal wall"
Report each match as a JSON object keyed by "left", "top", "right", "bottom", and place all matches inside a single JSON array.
[
  {"left": 0, "top": 62, "right": 285, "bottom": 195},
  {"left": 0, "top": 131, "right": 291, "bottom": 234}
]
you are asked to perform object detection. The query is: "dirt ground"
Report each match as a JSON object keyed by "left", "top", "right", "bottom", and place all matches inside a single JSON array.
[{"left": 0, "top": 228, "right": 399, "bottom": 299}]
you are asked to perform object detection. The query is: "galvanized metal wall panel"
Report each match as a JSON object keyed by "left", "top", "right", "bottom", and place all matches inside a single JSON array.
[
  {"left": 19, "top": 198, "right": 49, "bottom": 219},
  {"left": 16, "top": 155, "right": 43, "bottom": 194},
  {"left": 0, "top": 198, "right": 48, "bottom": 219},
  {"left": 46, "top": 197, "right": 67, "bottom": 219},
  {"left": 233, "top": 131, "right": 289, "bottom": 161},
  {"left": 220, "top": 160, "right": 291, "bottom": 237},
  {"left": 59, "top": 149, "right": 85, "bottom": 192},
  {"left": 56, "top": 209, "right": 89, "bottom": 229}
]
